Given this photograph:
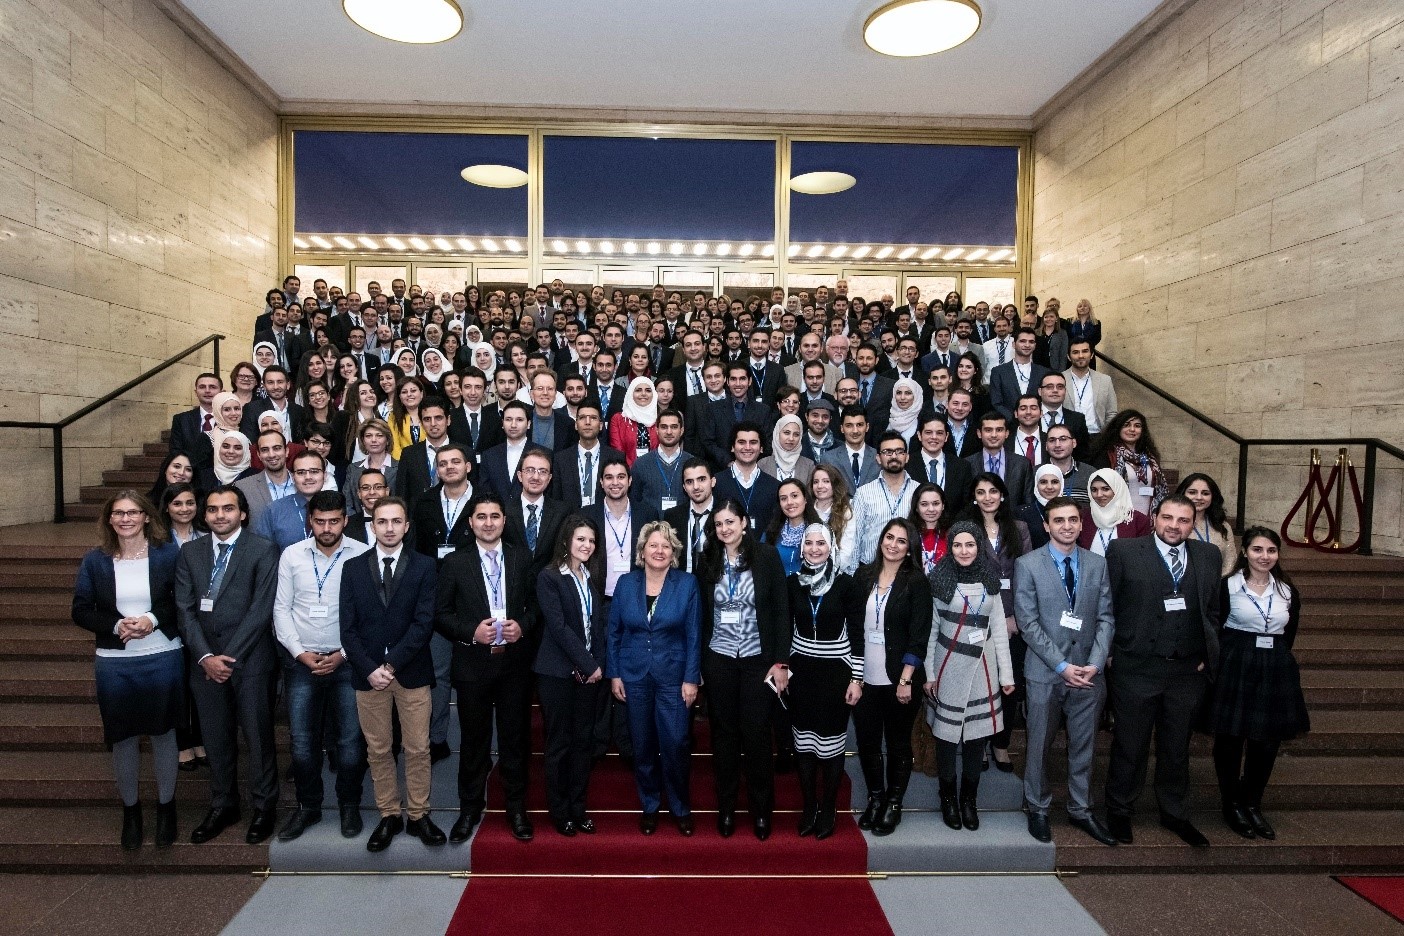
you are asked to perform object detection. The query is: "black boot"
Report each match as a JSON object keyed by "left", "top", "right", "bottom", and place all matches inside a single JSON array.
[
  {"left": 939, "top": 778, "right": 962, "bottom": 830},
  {"left": 856, "top": 753, "right": 886, "bottom": 830},
  {"left": 1221, "top": 800, "right": 1256, "bottom": 838},
  {"left": 154, "top": 801, "right": 178, "bottom": 848},
  {"left": 873, "top": 757, "right": 912, "bottom": 836},
  {"left": 960, "top": 775, "right": 980, "bottom": 831},
  {"left": 796, "top": 754, "right": 819, "bottom": 837},
  {"left": 814, "top": 756, "right": 844, "bottom": 840},
  {"left": 121, "top": 804, "right": 143, "bottom": 850}
]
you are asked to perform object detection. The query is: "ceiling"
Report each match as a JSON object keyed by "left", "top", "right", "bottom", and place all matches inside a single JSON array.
[{"left": 180, "top": 0, "right": 1163, "bottom": 118}]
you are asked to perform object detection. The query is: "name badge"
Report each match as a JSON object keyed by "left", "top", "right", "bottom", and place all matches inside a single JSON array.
[
  {"left": 636, "top": 447, "right": 650, "bottom": 459},
  {"left": 437, "top": 545, "right": 455, "bottom": 559},
  {"left": 866, "top": 631, "right": 885, "bottom": 646},
  {"left": 749, "top": 517, "right": 757, "bottom": 529},
  {"left": 1138, "top": 486, "right": 1155, "bottom": 496},
  {"left": 720, "top": 609, "right": 742, "bottom": 625},
  {"left": 967, "top": 629, "right": 985, "bottom": 644},
  {"left": 309, "top": 605, "right": 329, "bottom": 619},
  {"left": 1164, "top": 595, "right": 1187, "bottom": 611},
  {"left": 1000, "top": 578, "right": 1011, "bottom": 591},
  {"left": 1059, "top": 611, "right": 1083, "bottom": 631},
  {"left": 199, "top": 598, "right": 215, "bottom": 612},
  {"left": 490, "top": 606, "right": 507, "bottom": 622},
  {"left": 1256, "top": 635, "right": 1275, "bottom": 649},
  {"left": 661, "top": 497, "right": 678, "bottom": 512}
]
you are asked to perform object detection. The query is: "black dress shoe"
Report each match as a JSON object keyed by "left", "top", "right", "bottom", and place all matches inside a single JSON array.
[
  {"left": 429, "top": 741, "right": 452, "bottom": 764},
  {"left": 407, "top": 816, "right": 446, "bottom": 846},
  {"left": 1107, "top": 814, "right": 1133, "bottom": 845},
  {"left": 1244, "top": 806, "right": 1276, "bottom": 841},
  {"left": 121, "top": 804, "right": 143, "bottom": 851},
  {"left": 449, "top": 809, "right": 481, "bottom": 844},
  {"left": 508, "top": 811, "right": 534, "bottom": 841},
  {"left": 716, "top": 811, "right": 735, "bottom": 838},
  {"left": 1069, "top": 814, "right": 1118, "bottom": 847},
  {"left": 640, "top": 812, "right": 659, "bottom": 835},
  {"left": 277, "top": 808, "right": 322, "bottom": 842},
  {"left": 753, "top": 815, "right": 771, "bottom": 841},
  {"left": 554, "top": 818, "right": 578, "bottom": 837},
  {"left": 574, "top": 816, "right": 596, "bottom": 834},
  {"left": 991, "top": 749, "right": 1014, "bottom": 773},
  {"left": 1159, "top": 813, "right": 1210, "bottom": 848},
  {"left": 246, "top": 808, "right": 277, "bottom": 844},
  {"left": 340, "top": 805, "right": 363, "bottom": 838},
  {"left": 366, "top": 814, "right": 403, "bottom": 852},
  {"left": 178, "top": 759, "right": 199, "bottom": 772},
  {"left": 675, "top": 814, "right": 695, "bottom": 837},
  {"left": 857, "top": 793, "right": 886, "bottom": 830},
  {"left": 154, "top": 801, "right": 177, "bottom": 849},
  {"left": 1221, "top": 802, "right": 1256, "bottom": 839},
  {"left": 190, "top": 806, "right": 241, "bottom": 844},
  {"left": 1027, "top": 812, "right": 1052, "bottom": 843}
]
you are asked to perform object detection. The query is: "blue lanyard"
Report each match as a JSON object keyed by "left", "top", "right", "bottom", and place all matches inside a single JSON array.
[
  {"left": 1070, "top": 373, "right": 1090, "bottom": 409},
  {"left": 442, "top": 490, "right": 467, "bottom": 542},
  {"left": 207, "top": 540, "right": 235, "bottom": 595},
  {"left": 1158, "top": 545, "right": 1184, "bottom": 592},
  {"left": 569, "top": 568, "right": 592, "bottom": 622},
  {"left": 605, "top": 506, "right": 632, "bottom": 559},
  {"left": 1243, "top": 584, "right": 1274, "bottom": 632},
  {"left": 1194, "top": 520, "right": 1211, "bottom": 542},
  {"left": 873, "top": 582, "right": 893, "bottom": 622},
  {"left": 808, "top": 592, "right": 825, "bottom": 620},
  {"left": 655, "top": 452, "right": 677, "bottom": 496},
  {"left": 731, "top": 466, "right": 757, "bottom": 513},
  {"left": 724, "top": 554, "right": 739, "bottom": 600},
  {"left": 1097, "top": 529, "right": 1113, "bottom": 553},
  {"left": 959, "top": 587, "right": 987, "bottom": 616},
  {"left": 266, "top": 473, "right": 292, "bottom": 500},
  {"left": 480, "top": 551, "right": 503, "bottom": 607},
  {"left": 308, "top": 545, "right": 345, "bottom": 602},
  {"left": 880, "top": 477, "right": 911, "bottom": 517}
]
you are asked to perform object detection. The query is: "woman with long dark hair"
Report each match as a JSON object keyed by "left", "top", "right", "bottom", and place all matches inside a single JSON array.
[
  {"left": 148, "top": 450, "right": 195, "bottom": 504},
  {"left": 762, "top": 479, "right": 821, "bottom": 575},
  {"left": 1211, "top": 527, "right": 1308, "bottom": 842},
  {"left": 852, "top": 518, "right": 932, "bottom": 836},
  {"left": 1178, "top": 472, "right": 1236, "bottom": 576},
  {"left": 908, "top": 482, "right": 950, "bottom": 576},
  {"left": 1092, "top": 409, "right": 1166, "bottom": 517}
]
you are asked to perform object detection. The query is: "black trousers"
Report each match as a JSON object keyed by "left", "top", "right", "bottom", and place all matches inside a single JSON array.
[
  {"left": 455, "top": 662, "right": 532, "bottom": 814},
  {"left": 703, "top": 650, "right": 774, "bottom": 817},
  {"left": 991, "top": 632, "right": 1027, "bottom": 750},
  {"left": 853, "top": 682, "right": 919, "bottom": 771},
  {"left": 189, "top": 666, "right": 278, "bottom": 811},
  {"left": 935, "top": 738, "right": 982, "bottom": 787},
  {"left": 591, "top": 597, "right": 634, "bottom": 760},
  {"left": 539, "top": 673, "right": 604, "bottom": 822},
  {"left": 1212, "top": 735, "right": 1282, "bottom": 808},
  {"left": 1105, "top": 655, "right": 1206, "bottom": 821}
]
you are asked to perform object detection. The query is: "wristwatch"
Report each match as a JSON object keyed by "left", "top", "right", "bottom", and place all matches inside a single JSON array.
[{"left": 898, "top": 677, "right": 913, "bottom": 686}]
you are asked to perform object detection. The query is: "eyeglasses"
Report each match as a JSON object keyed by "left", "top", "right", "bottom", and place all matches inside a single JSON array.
[
  {"left": 519, "top": 467, "right": 551, "bottom": 477},
  {"left": 110, "top": 509, "right": 146, "bottom": 519},
  {"left": 359, "top": 483, "right": 388, "bottom": 493},
  {"left": 292, "top": 468, "right": 324, "bottom": 477}
]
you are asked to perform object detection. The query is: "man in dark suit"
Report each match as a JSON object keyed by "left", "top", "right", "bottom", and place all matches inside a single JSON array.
[
  {"left": 907, "top": 414, "right": 973, "bottom": 508},
  {"left": 744, "top": 329, "right": 783, "bottom": 404},
  {"left": 240, "top": 367, "right": 306, "bottom": 443},
  {"left": 344, "top": 327, "right": 381, "bottom": 384},
  {"left": 342, "top": 467, "right": 387, "bottom": 545},
  {"left": 586, "top": 350, "right": 627, "bottom": 426},
  {"left": 253, "top": 307, "right": 310, "bottom": 375},
  {"left": 395, "top": 401, "right": 455, "bottom": 503},
  {"left": 339, "top": 496, "right": 446, "bottom": 852},
  {"left": 699, "top": 364, "right": 770, "bottom": 469},
  {"left": 989, "top": 328, "right": 1051, "bottom": 420},
  {"left": 173, "top": 485, "right": 280, "bottom": 845},
  {"left": 170, "top": 373, "right": 223, "bottom": 468},
  {"left": 477, "top": 401, "right": 545, "bottom": 500},
  {"left": 853, "top": 344, "right": 894, "bottom": 442},
  {"left": 819, "top": 406, "right": 880, "bottom": 494},
  {"left": 665, "top": 330, "right": 709, "bottom": 401},
  {"left": 435, "top": 493, "right": 538, "bottom": 843},
  {"left": 1037, "top": 373, "right": 1093, "bottom": 458},
  {"left": 664, "top": 458, "right": 716, "bottom": 576},
  {"left": 944, "top": 390, "right": 982, "bottom": 459},
  {"left": 683, "top": 362, "right": 727, "bottom": 458},
  {"left": 884, "top": 336, "right": 928, "bottom": 389},
  {"left": 1103, "top": 495, "right": 1222, "bottom": 849},
  {"left": 712, "top": 422, "right": 781, "bottom": 534},
  {"left": 965, "top": 411, "right": 1033, "bottom": 507},
  {"left": 447, "top": 367, "right": 502, "bottom": 461},
  {"left": 502, "top": 448, "right": 568, "bottom": 582},
  {"left": 550, "top": 402, "right": 625, "bottom": 512}
]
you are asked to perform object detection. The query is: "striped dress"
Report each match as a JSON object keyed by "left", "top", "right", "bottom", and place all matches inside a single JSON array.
[
  {"left": 786, "top": 573, "right": 864, "bottom": 759},
  {"left": 924, "top": 584, "right": 1015, "bottom": 744}
]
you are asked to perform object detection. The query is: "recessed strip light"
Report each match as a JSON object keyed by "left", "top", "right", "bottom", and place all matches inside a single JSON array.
[
  {"left": 670, "top": 243, "right": 685, "bottom": 255},
  {"left": 987, "top": 248, "right": 1011, "bottom": 261},
  {"left": 430, "top": 237, "right": 451, "bottom": 251},
  {"left": 738, "top": 244, "right": 755, "bottom": 257},
  {"left": 599, "top": 241, "right": 615, "bottom": 253},
  {"left": 761, "top": 244, "right": 776, "bottom": 257},
  {"left": 829, "top": 246, "right": 848, "bottom": 258},
  {"left": 576, "top": 241, "right": 592, "bottom": 253},
  {"left": 715, "top": 243, "right": 732, "bottom": 256},
  {"left": 344, "top": 0, "right": 463, "bottom": 44},
  {"left": 806, "top": 245, "right": 826, "bottom": 258},
  {"left": 897, "top": 246, "right": 918, "bottom": 260},
  {"left": 551, "top": 240, "right": 568, "bottom": 253},
  {"left": 384, "top": 236, "right": 407, "bottom": 250},
  {"left": 310, "top": 236, "right": 334, "bottom": 250},
  {"left": 966, "top": 248, "right": 987, "bottom": 260},
  {"left": 787, "top": 244, "right": 802, "bottom": 257},
  {"left": 875, "top": 246, "right": 894, "bottom": 259},
  {"left": 852, "top": 246, "right": 872, "bottom": 259},
  {"left": 863, "top": 0, "right": 981, "bottom": 58},
  {"left": 647, "top": 242, "right": 660, "bottom": 255},
  {"left": 481, "top": 238, "right": 499, "bottom": 252},
  {"left": 357, "top": 236, "right": 379, "bottom": 250},
  {"left": 623, "top": 242, "right": 638, "bottom": 254},
  {"left": 334, "top": 236, "right": 356, "bottom": 250},
  {"left": 293, "top": 236, "right": 310, "bottom": 250},
  {"left": 920, "top": 247, "right": 940, "bottom": 260},
  {"left": 692, "top": 243, "right": 708, "bottom": 256},
  {"left": 456, "top": 238, "right": 476, "bottom": 251},
  {"left": 505, "top": 239, "right": 522, "bottom": 252},
  {"left": 943, "top": 247, "right": 964, "bottom": 260}
]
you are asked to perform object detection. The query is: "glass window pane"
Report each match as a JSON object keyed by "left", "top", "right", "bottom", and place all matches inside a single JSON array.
[
  {"left": 965, "top": 277, "right": 1016, "bottom": 309},
  {"left": 785, "top": 273, "right": 837, "bottom": 294},
  {"left": 295, "top": 264, "right": 347, "bottom": 295},
  {"left": 413, "top": 266, "right": 470, "bottom": 300},
  {"left": 661, "top": 269, "right": 716, "bottom": 291},
  {"left": 844, "top": 274, "right": 898, "bottom": 305},
  {"left": 601, "top": 268, "right": 658, "bottom": 290},
  {"left": 904, "top": 275, "right": 959, "bottom": 307},
  {"left": 541, "top": 268, "right": 598, "bottom": 293},
  {"left": 353, "top": 265, "right": 407, "bottom": 300}
]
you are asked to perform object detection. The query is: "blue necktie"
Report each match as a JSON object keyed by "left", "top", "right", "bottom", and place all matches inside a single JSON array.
[
  {"left": 526, "top": 503, "right": 539, "bottom": 551},
  {"left": 209, "top": 542, "right": 231, "bottom": 599}
]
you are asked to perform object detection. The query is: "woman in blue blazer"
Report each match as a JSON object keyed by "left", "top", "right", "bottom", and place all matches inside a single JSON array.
[
  {"left": 71, "top": 491, "right": 184, "bottom": 850},
  {"left": 607, "top": 520, "right": 702, "bottom": 836},
  {"left": 534, "top": 515, "right": 609, "bottom": 837}
]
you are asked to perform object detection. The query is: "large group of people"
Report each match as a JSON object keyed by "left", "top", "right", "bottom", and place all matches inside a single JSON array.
[{"left": 73, "top": 275, "right": 1307, "bottom": 854}]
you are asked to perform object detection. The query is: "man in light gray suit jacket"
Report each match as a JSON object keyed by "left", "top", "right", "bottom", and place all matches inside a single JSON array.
[
  {"left": 818, "top": 405, "right": 880, "bottom": 494},
  {"left": 1013, "top": 496, "right": 1117, "bottom": 847}
]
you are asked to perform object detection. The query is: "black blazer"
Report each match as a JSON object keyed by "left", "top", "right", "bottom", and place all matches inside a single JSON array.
[
  {"left": 784, "top": 571, "right": 864, "bottom": 666},
  {"left": 476, "top": 442, "right": 550, "bottom": 500},
  {"left": 700, "top": 397, "right": 771, "bottom": 468},
  {"left": 530, "top": 408, "right": 579, "bottom": 452},
  {"left": 1106, "top": 536, "right": 1222, "bottom": 675},
  {"left": 411, "top": 484, "right": 476, "bottom": 561},
  {"left": 588, "top": 383, "right": 627, "bottom": 424},
  {"left": 448, "top": 404, "right": 503, "bottom": 456},
  {"left": 339, "top": 547, "right": 438, "bottom": 691},
  {"left": 906, "top": 450, "right": 974, "bottom": 509},
  {"left": 533, "top": 565, "right": 607, "bottom": 680},
  {"left": 394, "top": 439, "right": 452, "bottom": 502},
  {"left": 502, "top": 494, "right": 569, "bottom": 581},
  {"left": 173, "top": 531, "right": 280, "bottom": 675},
  {"left": 549, "top": 444, "right": 628, "bottom": 512},
  {"left": 170, "top": 409, "right": 214, "bottom": 469},
  {"left": 1044, "top": 407, "right": 1092, "bottom": 459},
  {"left": 72, "top": 541, "right": 182, "bottom": 651},
  {"left": 966, "top": 449, "right": 1034, "bottom": 507},
  {"left": 344, "top": 514, "right": 371, "bottom": 544},
  {"left": 240, "top": 399, "right": 307, "bottom": 443},
  {"left": 434, "top": 540, "right": 538, "bottom": 681},
  {"left": 860, "top": 566, "right": 934, "bottom": 685},
  {"left": 252, "top": 328, "right": 310, "bottom": 373},
  {"left": 695, "top": 540, "right": 791, "bottom": 667},
  {"left": 582, "top": 501, "right": 661, "bottom": 574}
]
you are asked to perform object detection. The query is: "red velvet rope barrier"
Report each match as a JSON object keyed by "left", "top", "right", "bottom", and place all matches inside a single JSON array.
[
  {"left": 1281, "top": 453, "right": 1366, "bottom": 553},
  {"left": 1281, "top": 457, "right": 1334, "bottom": 548}
]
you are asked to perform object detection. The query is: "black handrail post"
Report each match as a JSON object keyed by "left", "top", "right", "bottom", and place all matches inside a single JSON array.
[
  {"left": 52, "top": 427, "right": 65, "bottom": 524},
  {"left": 1361, "top": 443, "right": 1377, "bottom": 556},
  {"left": 213, "top": 336, "right": 220, "bottom": 382},
  {"left": 1236, "top": 442, "right": 1249, "bottom": 535}
]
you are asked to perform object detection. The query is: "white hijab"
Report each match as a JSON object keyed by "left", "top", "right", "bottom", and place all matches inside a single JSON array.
[
  {"left": 621, "top": 376, "right": 658, "bottom": 427},
  {"left": 769, "top": 413, "right": 803, "bottom": 477},
  {"left": 1089, "top": 467, "right": 1134, "bottom": 530},
  {"left": 420, "top": 348, "right": 448, "bottom": 384},
  {"left": 212, "top": 432, "right": 251, "bottom": 484},
  {"left": 251, "top": 341, "right": 278, "bottom": 376},
  {"left": 1034, "top": 464, "right": 1064, "bottom": 507},
  {"left": 471, "top": 342, "right": 496, "bottom": 381},
  {"left": 887, "top": 377, "right": 923, "bottom": 441}
]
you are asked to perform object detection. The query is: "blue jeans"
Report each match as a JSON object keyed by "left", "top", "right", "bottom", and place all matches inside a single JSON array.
[{"left": 284, "top": 659, "right": 367, "bottom": 808}]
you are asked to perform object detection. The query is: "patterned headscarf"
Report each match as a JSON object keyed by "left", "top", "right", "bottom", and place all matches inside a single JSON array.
[
  {"left": 928, "top": 519, "right": 1003, "bottom": 602},
  {"left": 796, "top": 522, "right": 838, "bottom": 597}
]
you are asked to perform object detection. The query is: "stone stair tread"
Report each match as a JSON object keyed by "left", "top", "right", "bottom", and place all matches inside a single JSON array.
[
  {"left": 0, "top": 805, "right": 267, "bottom": 870},
  {"left": 1298, "top": 670, "right": 1404, "bottom": 688}
]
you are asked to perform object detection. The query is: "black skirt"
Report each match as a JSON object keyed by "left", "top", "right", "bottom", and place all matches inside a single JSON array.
[
  {"left": 1209, "top": 628, "right": 1310, "bottom": 741},
  {"left": 94, "top": 647, "right": 185, "bottom": 746}
]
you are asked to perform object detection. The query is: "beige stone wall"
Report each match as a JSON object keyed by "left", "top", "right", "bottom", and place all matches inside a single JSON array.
[
  {"left": 1032, "top": 0, "right": 1404, "bottom": 554},
  {"left": 0, "top": 0, "right": 277, "bottom": 525}
]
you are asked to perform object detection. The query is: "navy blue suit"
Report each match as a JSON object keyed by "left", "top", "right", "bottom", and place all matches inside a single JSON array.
[
  {"left": 606, "top": 568, "right": 702, "bottom": 816},
  {"left": 713, "top": 467, "right": 781, "bottom": 535},
  {"left": 338, "top": 548, "right": 438, "bottom": 691}
]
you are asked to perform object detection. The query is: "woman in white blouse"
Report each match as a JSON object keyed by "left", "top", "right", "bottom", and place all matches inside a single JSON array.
[{"left": 1210, "top": 527, "right": 1309, "bottom": 843}]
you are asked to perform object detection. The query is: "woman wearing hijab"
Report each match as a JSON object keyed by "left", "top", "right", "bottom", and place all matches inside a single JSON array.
[
  {"left": 393, "top": 347, "right": 419, "bottom": 379},
  {"left": 608, "top": 376, "right": 659, "bottom": 468},
  {"left": 202, "top": 392, "right": 249, "bottom": 483},
  {"left": 251, "top": 341, "right": 278, "bottom": 378},
  {"left": 923, "top": 521, "right": 1016, "bottom": 831},
  {"left": 420, "top": 347, "right": 449, "bottom": 391},
  {"left": 1078, "top": 467, "right": 1151, "bottom": 556},
  {"left": 786, "top": 524, "right": 864, "bottom": 840},
  {"left": 759, "top": 413, "right": 815, "bottom": 486},
  {"left": 886, "top": 377, "right": 923, "bottom": 444},
  {"left": 1016, "top": 465, "right": 1067, "bottom": 550},
  {"left": 471, "top": 342, "right": 497, "bottom": 387},
  {"left": 196, "top": 432, "right": 251, "bottom": 491}
]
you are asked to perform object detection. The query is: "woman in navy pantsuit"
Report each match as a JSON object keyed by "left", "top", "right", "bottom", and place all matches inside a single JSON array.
[{"left": 607, "top": 520, "right": 702, "bottom": 836}]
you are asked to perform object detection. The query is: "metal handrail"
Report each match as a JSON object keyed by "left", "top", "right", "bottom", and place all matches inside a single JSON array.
[
  {"left": 0, "top": 334, "right": 224, "bottom": 523},
  {"left": 1096, "top": 351, "right": 1403, "bottom": 555}
]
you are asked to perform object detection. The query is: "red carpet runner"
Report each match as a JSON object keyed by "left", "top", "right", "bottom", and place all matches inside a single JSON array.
[
  {"left": 445, "top": 710, "right": 893, "bottom": 935},
  {"left": 1336, "top": 877, "right": 1404, "bottom": 924}
]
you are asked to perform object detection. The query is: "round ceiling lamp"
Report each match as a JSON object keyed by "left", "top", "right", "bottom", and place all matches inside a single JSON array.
[
  {"left": 460, "top": 164, "right": 528, "bottom": 188},
  {"left": 343, "top": 0, "right": 463, "bottom": 44},
  {"left": 790, "top": 171, "right": 857, "bottom": 195},
  {"left": 863, "top": 0, "right": 981, "bottom": 57}
]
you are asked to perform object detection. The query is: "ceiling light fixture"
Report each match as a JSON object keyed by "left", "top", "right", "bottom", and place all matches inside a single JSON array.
[
  {"left": 716, "top": 243, "right": 732, "bottom": 256},
  {"left": 456, "top": 238, "right": 476, "bottom": 251},
  {"left": 852, "top": 246, "right": 872, "bottom": 259},
  {"left": 920, "top": 247, "right": 940, "bottom": 259},
  {"left": 738, "top": 244, "right": 755, "bottom": 257},
  {"left": 357, "top": 236, "right": 380, "bottom": 250},
  {"left": 863, "top": 0, "right": 981, "bottom": 57},
  {"left": 787, "top": 245, "right": 802, "bottom": 257},
  {"left": 987, "top": 248, "right": 1011, "bottom": 261},
  {"left": 647, "top": 242, "right": 661, "bottom": 255},
  {"left": 429, "top": 237, "right": 450, "bottom": 251},
  {"left": 384, "top": 236, "right": 407, "bottom": 250},
  {"left": 790, "top": 171, "right": 857, "bottom": 195},
  {"left": 575, "top": 241, "right": 592, "bottom": 253},
  {"left": 310, "top": 236, "right": 334, "bottom": 250},
  {"left": 806, "top": 245, "right": 826, "bottom": 258},
  {"left": 333, "top": 236, "right": 357, "bottom": 250},
  {"left": 599, "top": 241, "right": 615, "bottom": 253},
  {"left": 505, "top": 239, "right": 522, "bottom": 252},
  {"left": 761, "top": 244, "right": 776, "bottom": 257},
  {"left": 551, "top": 240, "right": 568, "bottom": 253},
  {"left": 293, "top": 236, "right": 310, "bottom": 250},
  {"left": 692, "top": 243, "right": 708, "bottom": 256},
  {"left": 481, "top": 238, "right": 499, "bottom": 252},
  {"left": 623, "top": 242, "right": 638, "bottom": 254},
  {"left": 875, "top": 246, "right": 894, "bottom": 259},
  {"left": 670, "top": 243, "right": 685, "bottom": 255},
  {"left": 966, "top": 248, "right": 988, "bottom": 260},
  {"left": 942, "top": 247, "right": 964, "bottom": 260},
  {"left": 829, "top": 246, "right": 848, "bottom": 258},
  {"left": 897, "top": 246, "right": 918, "bottom": 260},
  {"left": 459, "top": 164, "right": 529, "bottom": 188},
  {"left": 344, "top": 0, "right": 463, "bottom": 44}
]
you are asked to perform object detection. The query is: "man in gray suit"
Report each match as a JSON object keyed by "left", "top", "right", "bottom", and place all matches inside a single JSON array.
[
  {"left": 819, "top": 405, "right": 880, "bottom": 494},
  {"left": 174, "top": 485, "right": 281, "bottom": 845},
  {"left": 1014, "top": 497, "right": 1117, "bottom": 846},
  {"left": 234, "top": 430, "right": 293, "bottom": 530}
]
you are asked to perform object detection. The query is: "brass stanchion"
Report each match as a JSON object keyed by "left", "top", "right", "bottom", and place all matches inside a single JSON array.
[
  {"left": 1306, "top": 448, "right": 1319, "bottom": 539},
  {"left": 1329, "top": 448, "right": 1348, "bottom": 549}
]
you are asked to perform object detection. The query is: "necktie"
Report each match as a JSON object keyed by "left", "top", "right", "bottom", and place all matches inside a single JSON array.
[
  {"left": 526, "top": 503, "right": 539, "bottom": 551},
  {"left": 733, "top": 401, "right": 744, "bottom": 421},
  {"left": 209, "top": 543, "right": 231, "bottom": 599},
  {"left": 1044, "top": 410, "right": 1059, "bottom": 430},
  {"left": 929, "top": 458, "right": 942, "bottom": 487},
  {"left": 356, "top": 353, "right": 366, "bottom": 379},
  {"left": 989, "top": 452, "right": 1002, "bottom": 476},
  {"left": 1025, "top": 435, "right": 1036, "bottom": 465},
  {"left": 275, "top": 334, "right": 286, "bottom": 367},
  {"left": 1169, "top": 546, "right": 1183, "bottom": 586},
  {"left": 690, "top": 368, "right": 701, "bottom": 394},
  {"left": 580, "top": 451, "right": 593, "bottom": 501},
  {"left": 861, "top": 379, "right": 871, "bottom": 406},
  {"left": 580, "top": 366, "right": 591, "bottom": 385},
  {"left": 380, "top": 556, "right": 394, "bottom": 595},
  {"left": 852, "top": 451, "right": 861, "bottom": 480},
  {"left": 1063, "top": 555, "right": 1077, "bottom": 607},
  {"left": 201, "top": 412, "right": 212, "bottom": 431},
  {"left": 997, "top": 339, "right": 1007, "bottom": 365},
  {"left": 469, "top": 411, "right": 479, "bottom": 445},
  {"left": 691, "top": 510, "right": 708, "bottom": 568},
  {"left": 599, "top": 387, "right": 610, "bottom": 421},
  {"left": 485, "top": 549, "right": 501, "bottom": 584},
  {"left": 428, "top": 446, "right": 438, "bottom": 484},
  {"left": 786, "top": 337, "right": 793, "bottom": 356}
]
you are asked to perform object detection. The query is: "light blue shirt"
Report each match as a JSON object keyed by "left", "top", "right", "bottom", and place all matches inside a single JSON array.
[{"left": 1047, "top": 542, "right": 1079, "bottom": 674}]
